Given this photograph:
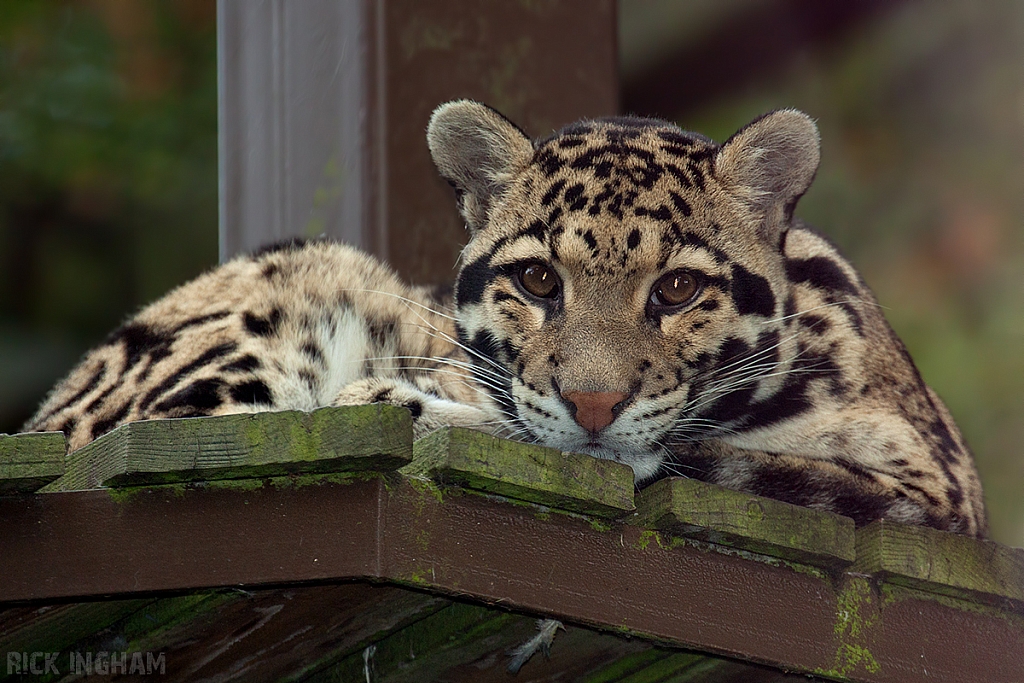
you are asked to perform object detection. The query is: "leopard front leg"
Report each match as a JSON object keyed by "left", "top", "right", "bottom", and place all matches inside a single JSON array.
[
  {"left": 333, "top": 377, "right": 499, "bottom": 440},
  {"left": 665, "top": 439, "right": 975, "bottom": 534}
]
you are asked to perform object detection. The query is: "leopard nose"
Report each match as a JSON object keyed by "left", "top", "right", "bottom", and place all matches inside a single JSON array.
[{"left": 560, "top": 391, "right": 630, "bottom": 433}]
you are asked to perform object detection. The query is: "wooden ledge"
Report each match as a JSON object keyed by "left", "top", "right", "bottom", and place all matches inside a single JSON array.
[
  {"left": 2, "top": 408, "right": 1023, "bottom": 682},
  {"left": 634, "top": 476, "right": 856, "bottom": 570},
  {"left": 37, "top": 405, "right": 412, "bottom": 492},
  {"left": 407, "top": 427, "right": 635, "bottom": 518},
  {"left": 854, "top": 520, "right": 1024, "bottom": 606},
  {"left": 0, "top": 431, "right": 66, "bottom": 495}
]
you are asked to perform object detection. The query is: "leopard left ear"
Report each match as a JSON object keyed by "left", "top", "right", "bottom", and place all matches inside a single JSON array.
[
  {"left": 427, "top": 100, "right": 534, "bottom": 232},
  {"left": 715, "top": 110, "right": 820, "bottom": 228}
]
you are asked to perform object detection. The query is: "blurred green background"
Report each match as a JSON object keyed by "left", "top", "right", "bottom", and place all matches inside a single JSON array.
[{"left": 1, "top": 1, "right": 1021, "bottom": 546}]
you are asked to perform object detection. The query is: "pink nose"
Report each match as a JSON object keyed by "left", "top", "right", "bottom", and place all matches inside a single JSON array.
[{"left": 561, "top": 391, "right": 629, "bottom": 433}]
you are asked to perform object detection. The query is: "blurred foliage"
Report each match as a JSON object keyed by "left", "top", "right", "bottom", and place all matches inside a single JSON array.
[
  {"left": 0, "top": 0, "right": 217, "bottom": 429},
  {"left": 0, "top": 1, "right": 1020, "bottom": 545}
]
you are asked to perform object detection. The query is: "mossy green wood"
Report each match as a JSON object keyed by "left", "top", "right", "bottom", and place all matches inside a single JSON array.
[
  {"left": 0, "top": 431, "right": 66, "bottom": 494},
  {"left": 633, "top": 477, "right": 856, "bottom": 569},
  {"left": 43, "top": 405, "right": 412, "bottom": 492},
  {"left": 407, "top": 428, "right": 635, "bottom": 518},
  {"left": 854, "top": 520, "right": 1024, "bottom": 605}
]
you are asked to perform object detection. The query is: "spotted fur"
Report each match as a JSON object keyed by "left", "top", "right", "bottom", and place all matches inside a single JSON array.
[{"left": 24, "top": 101, "right": 985, "bottom": 537}]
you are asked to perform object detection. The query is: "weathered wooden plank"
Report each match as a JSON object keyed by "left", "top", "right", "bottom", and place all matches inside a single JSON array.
[
  {"left": 633, "top": 476, "right": 856, "bottom": 570},
  {"left": 43, "top": 404, "right": 412, "bottom": 491},
  {"left": 853, "top": 520, "right": 1024, "bottom": 605},
  {"left": 0, "top": 431, "right": 65, "bottom": 494},
  {"left": 407, "top": 427, "right": 635, "bottom": 518}
]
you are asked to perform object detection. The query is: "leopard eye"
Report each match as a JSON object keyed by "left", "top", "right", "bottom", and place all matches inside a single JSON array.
[
  {"left": 517, "top": 263, "right": 560, "bottom": 299},
  {"left": 649, "top": 270, "right": 701, "bottom": 308}
]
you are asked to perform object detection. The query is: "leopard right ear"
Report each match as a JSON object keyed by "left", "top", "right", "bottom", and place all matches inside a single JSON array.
[{"left": 427, "top": 100, "right": 534, "bottom": 232}]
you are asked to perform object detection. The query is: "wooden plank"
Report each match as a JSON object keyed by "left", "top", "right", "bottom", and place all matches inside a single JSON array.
[
  {"left": 407, "top": 427, "right": 635, "bottom": 518},
  {"left": 0, "top": 431, "right": 65, "bottom": 494},
  {"left": 43, "top": 404, "right": 412, "bottom": 491},
  {"left": 633, "top": 476, "right": 856, "bottom": 570},
  {"left": 853, "top": 520, "right": 1024, "bottom": 605}
]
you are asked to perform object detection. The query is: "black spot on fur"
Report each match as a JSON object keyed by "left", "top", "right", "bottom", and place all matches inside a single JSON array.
[
  {"left": 262, "top": 263, "right": 279, "bottom": 279},
  {"left": 108, "top": 322, "right": 173, "bottom": 374},
  {"left": 785, "top": 257, "right": 859, "bottom": 296},
  {"left": 582, "top": 230, "right": 598, "bottom": 251},
  {"left": 730, "top": 264, "right": 776, "bottom": 317},
  {"left": 230, "top": 379, "right": 274, "bottom": 406},
  {"left": 493, "top": 290, "right": 523, "bottom": 306},
  {"left": 800, "top": 313, "right": 831, "bottom": 335},
  {"left": 564, "top": 184, "right": 587, "bottom": 212},
  {"left": 535, "top": 148, "right": 566, "bottom": 176},
  {"left": 371, "top": 388, "right": 393, "bottom": 404},
  {"left": 84, "top": 382, "right": 119, "bottom": 415},
  {"left": 368, "top": 318, "right": 398, "bottom": 350},
  {"left": 301, "top": 341, "right": 325, "bottom": 364},
  {"left": 58, "top": 361, "right": 107, "bottom": 415},
  {"left": 695, "top": 298, "right": 719, "bottom": 313},
  {"left": 403, "top": 400, "right": 423, "bottom": 418},
  {"left": 220, "top": 354, "right": 261, "bottom": 373},
  {"left": 456, "top": 255, "right": 494, "bottom": 306},
  {"left": 174, "top": 311, "right": 232, "bottom": 334},
  {"left": 243, "top": 309, "right": 283, "bottom": 337},
  {"left": 667, "top": 191, "right": 692, "bottom": 217},
  {"left": 635, "top": 205, "right": 673, "bottom": 222},
  {"left": 91, "top": 401, "right": 132, "bottom": 441},
  {"left": 519, "top": 220, "right": 547, "bottom": 243},
  {"left": 627, "top": 229, "right": 641, "bottom": 250},
  {"left": 153, "top": 378, "right": 226, "bottom": 414},
  {"left": 140, "top": 342, "right": 238, "bottom": 412},
  {"left": 299, "top": 369, "right": 317, "bottom": 391},
  {"left": 664, "top": 163, "right": 693, "bottom": 189},
  {"left": 541, "top": 179, "right": 566, "bottom": 206},
  {"left": 748, "top": 465, "right": 816, "bottom": 507},
  {"left": 56, "top": 416, "right": 77, "bottom": 440},
  {"left": 829, "top": 490, "right": 894, "bottom": 528}
]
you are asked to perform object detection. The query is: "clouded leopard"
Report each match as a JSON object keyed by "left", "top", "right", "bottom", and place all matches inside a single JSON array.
[{"left": 24, "top": 101, "right": 986, "bottom": 537}]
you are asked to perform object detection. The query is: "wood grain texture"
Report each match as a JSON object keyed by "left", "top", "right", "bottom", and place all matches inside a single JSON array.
[
  {"left": 634, "top": 476, "right": 856, "bottom": 570},
  {"left": 854, "top": 520, "right": 1024, "bottom": 605},
  {"left": 42, "top": 404, "right": 412, "bottom": 491},
  {"left": 407, "top": 427, "right": 635, "bottom": 517},
  {"left": 0, "top": 431, "right": 66, "bottom": 494}
]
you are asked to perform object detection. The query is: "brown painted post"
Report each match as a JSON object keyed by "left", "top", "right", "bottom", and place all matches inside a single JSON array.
[{"left": 217, "top": 0, "right": 617, "bottom": 283}]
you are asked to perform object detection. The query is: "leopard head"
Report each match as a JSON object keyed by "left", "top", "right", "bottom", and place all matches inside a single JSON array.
[{"left": 428, "top": 100, "right": 820, "bottom": 482}]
